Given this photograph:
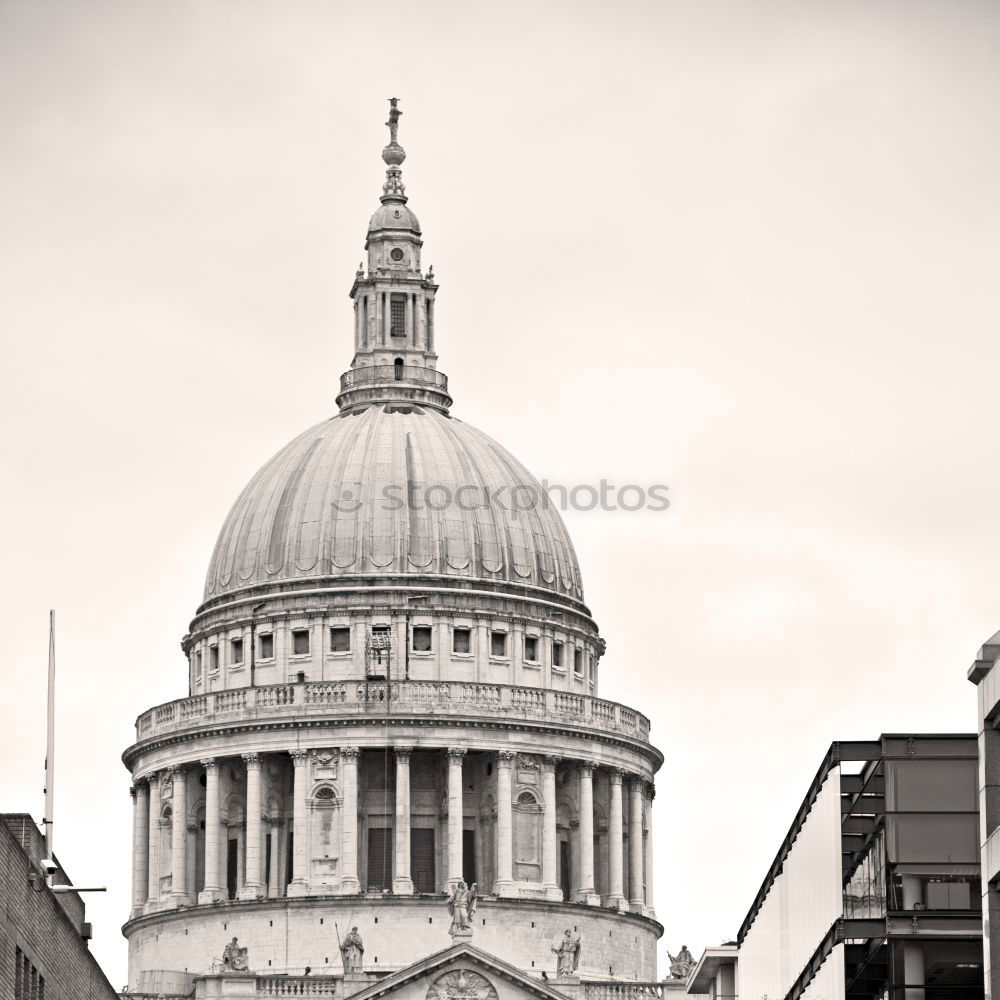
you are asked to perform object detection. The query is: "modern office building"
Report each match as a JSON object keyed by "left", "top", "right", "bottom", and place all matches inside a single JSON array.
[
  {"left": 0, "top": 813, "right": 120, "bottom": 1000},
  {"left": 737, "top": 736, "right": 983, "bottom": 1000},
  {"left": 120, "top": 103, "right": 664, "bottom": 998},
  {"left": 968, "top": 631, "right": 1000, "bottom": 1000}
]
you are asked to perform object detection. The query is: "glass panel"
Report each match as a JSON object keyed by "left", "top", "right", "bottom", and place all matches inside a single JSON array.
[
  {"left": 552, "top": 642, "right": 563, "bottom": 667},
  {"left": 886, "top": 760, "right": 978, "bottom": 812},
  {"left": 491, "top": 631, "right": 507, "bottom": 657},
  {"left": 292, "top": 630, "right": 310, "bottom": 656},
  {"left": 412, "top": 626, "right": 432, "bottom": 652},
  {"left": 453, "top": 628, "right": 471, "bottom": 654},
  {"left": 260, "top": 633, "right": 274, "bottom": 659},
  {"left": 888, "top": 814, "right": 979, "bottom": 864},
  {"left": 524, "top": 636, "right": 538, "bottom": 661}
]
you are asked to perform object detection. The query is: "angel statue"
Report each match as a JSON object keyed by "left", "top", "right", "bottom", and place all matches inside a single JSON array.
[
  {"left": 448, "top": 880, "right": 478, "bottom": 937},
  {"left": 667, "top": 945, "right": 695, "bottom": 980},
  {"left": 551, "top": 929, "right": 581, "bottom": 980}
]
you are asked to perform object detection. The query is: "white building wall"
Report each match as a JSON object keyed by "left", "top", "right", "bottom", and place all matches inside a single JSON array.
[{"left": 739, "top": 768, "right": 843, "bottom": 1000}]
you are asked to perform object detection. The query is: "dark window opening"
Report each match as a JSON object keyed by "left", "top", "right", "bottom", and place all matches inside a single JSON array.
[
  {"left": 463, "top": 829, "right": 476, "bottom": 886},
  {"left": 491, "top": 631, "right": 507, "bottom": 657},
  {"left": 230, "top": 638, "right": 243, "bottom": 665},
  {"left": 227, "top": 838, "right": 238, "bottom": 900},
  {"left": 524, "top": 636, "right": 538, "bottom": 662},
  {"left": 209, "top": 644, "right": 219, "bottom": 671},
  {"left": 574, "top": 649, "right": 583, "bottom": 673},
  {"left": 367, "top": 828, "right": 392, "bottom": 892},
  {"left": 259, "top": 633, "right": 274, "bottom": 659},
  {"left": 412, "top": 828, "right": 436, "bottom": 893},
  {"left": 552, "top": 642, "right": 563, "bottom": 668},
  {"left": 394, "top": 356, "right": 404, "bottom": 380},
  {"left": 412, "top": 626, "right": 433, "bottom": 652},
  {"left": 330, "top": 626, "right": 351, "bottom": 653},
  {"left": 453, "top": 628, "right": 471, "bottom": 654},
  {"left": 285, "top": 831, "right": 294, "bottom": 892},
  {"left": 292, "top": 629, "right": 310, "bottom": 656}
]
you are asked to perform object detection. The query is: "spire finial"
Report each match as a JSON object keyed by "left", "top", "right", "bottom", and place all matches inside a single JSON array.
[{"left": 381, "top": 98, "right": 407, "bottom": 200}]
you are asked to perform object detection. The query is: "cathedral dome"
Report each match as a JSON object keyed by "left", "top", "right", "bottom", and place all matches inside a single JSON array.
[{"left": 202, "top": 405, "right": 585, "bottom": 606}]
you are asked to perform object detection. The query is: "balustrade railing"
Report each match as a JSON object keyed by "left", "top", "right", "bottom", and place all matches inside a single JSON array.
[
  {"left": 135, "top": 680, "right": 651, "bottom": 745},
  {"left": 583, "top": 984, "right": 667, "bottom": 1000},
  {"left": 339, "top": 364, "right": 448, "bottom": 391},
  {"left": 258, "top": 977, "right": 339, "bottom": 996}
]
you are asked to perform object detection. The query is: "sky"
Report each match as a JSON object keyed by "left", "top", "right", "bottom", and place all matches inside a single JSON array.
[{"left": 2, "top": 0, "right": 1000, "bottom": 989}]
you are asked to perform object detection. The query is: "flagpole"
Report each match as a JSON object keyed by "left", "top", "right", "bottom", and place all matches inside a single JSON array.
[{"left": 44, "top": 609, "right": 55, "bottom": 861}]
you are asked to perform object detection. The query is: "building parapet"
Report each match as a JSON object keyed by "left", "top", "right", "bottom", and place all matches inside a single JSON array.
[{"left": 132, "top": 680, "right": 651, "bottom": 746}]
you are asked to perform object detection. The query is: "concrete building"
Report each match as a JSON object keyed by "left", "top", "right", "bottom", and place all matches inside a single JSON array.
[
  {"left": 121, "top": 103, "right": 664, "bottom": 998},
  {"left": 684, "top": 945, "right": 736, "bottom": 1000},
  {"left": 968, "top": 632, "right": 1000, "bottom": 1000},
  {"left": 736, "top": 736, "right": 982, "bottom": 1000},
  {"left": 0, "top": 813, "right": 120, "bottom": 1000}
]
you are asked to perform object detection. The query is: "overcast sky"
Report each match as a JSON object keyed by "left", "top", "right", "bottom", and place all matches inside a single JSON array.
[{"left": 2, "top": 0, "right": 1000, "bottom": 989}]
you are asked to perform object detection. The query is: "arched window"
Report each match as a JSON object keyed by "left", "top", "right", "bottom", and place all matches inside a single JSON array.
[{"left": 394, "top": 357, "right": 404, "bottom": 381}]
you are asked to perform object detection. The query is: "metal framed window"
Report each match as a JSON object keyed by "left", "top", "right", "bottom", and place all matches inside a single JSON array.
[{"left": 390, "top": 295, "right": 406, "bottom": 337}]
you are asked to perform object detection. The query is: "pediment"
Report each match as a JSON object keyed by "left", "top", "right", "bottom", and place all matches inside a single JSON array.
[{"left": 347, "top": 943, "right": 572, "bottom": 1000}]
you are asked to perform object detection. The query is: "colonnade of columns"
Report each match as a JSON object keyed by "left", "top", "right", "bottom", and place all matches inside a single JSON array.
[{"left": 130, "top": 746, "right": 654, "bottom": 919}]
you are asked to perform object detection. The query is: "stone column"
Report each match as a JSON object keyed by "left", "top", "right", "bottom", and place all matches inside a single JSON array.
[
  {"left": 393, "top": 747, "right": 414, "bottom": 895},
  {"left": 628, "top": 778, "right": 645, "bottom": 911},
  {"left": 644, "top": 783, "right": 655, "bottom": 915},
  {"left": 447, "top": 748, "right": 466, "bottom": 889},
  {"left": 405, "top": 294, "right": 414, "bottom": 347},
  {"left": 267, "top": 820, "right": 282, "bottom": 897},
  {"left": 383, "top": 292, "right": 391, "bottom": 345},
  {"left": 340, "top": 747, "right": 361, "bottom": 893},
  {"left": 607, "top": 769, "right": 626, "bottom": 909},
  {"left": 576, "top": 763, "right": 598, "bottom": 904},
  {"left": 131, "top": 783, "right": 149, "bottom": 915},
  {"left": 199, "top": 758, "right": 223, "bottom": 903},
  {"left": 288, "top": 749, "right": 310, "bottom": 896},
  {"left": 169, "top": 766, "right": 189, "bottom": 905},
  {"left": 495, "top": 750, "right": 515, "bottom": 896},
  {"left": 542, "top": 756, "right": 560, "bottom": 899},
  {"left": 145, "top": 772, "right": 161, "bottom": 912},
  {"left": 239, "top": 753, "right": 264, "bottom": 899}
]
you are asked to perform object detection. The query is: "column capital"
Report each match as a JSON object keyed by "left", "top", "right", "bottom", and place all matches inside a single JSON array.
[
  {"left": 497, "top": 750, "right": 517, "bottom": 766},
  {"left": 166, "top": 764, "right": 186, "bottom": 777},
  {"left": 147, "top": 770, "right": 162, "bottom": 787},
  {"left": 290, "top": 749, "right": 309, "bottom": 766},
  {"left": 609, "top": 767, "right": 625, "bottom": 784},
  {"left": 187, "top": 822, "right": 198, "bottom": 833},
  {"left": 578, "top": 762, "right": 594, "bottom": 779},
  {"left": 242, "top": 752, "right": 262, "bottom": 770},
  {"left": 447, "top": 747, "right": 467, "bottom": 760},
  {"left": 542, "top": 754, "right": 561, "bottom": 769},
  {"left": 569, "top": 818, "right": 580, "bottom": 830},
  {"left": 394, "top": 746, "right": 413, "bottom": 759},
  {"left": 340, "top": 746, "right": 361, "bottom": 760},
  {"left": 199, "top": 758, "right": 218, "bottom": 772}
]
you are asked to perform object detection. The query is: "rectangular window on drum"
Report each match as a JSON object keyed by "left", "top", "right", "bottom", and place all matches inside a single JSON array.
[
  {"left": 573, "top": 649, "right": 583, "bottom": 673},
  {"left": 524, "top": 636, "right": 538, "bottom": 662},
  {"left": 209, "top": 644, "right": 219, "bottom": 671},
  {"left": 330, "top": 627, "right": 351, "bottom": 653},
  {"left": 453, "top": 628, "right": 471, "bottom": 654},
  {"left": 491, "top": 631, "right": 507, "bottom": 657},
  {"left": 412, "top": 626, "right": 433, "bottom": 652},
  {"left": 390, "top": 296, "right": 406, "bottom": 337},
  {"left": 552, "top": 642, "right": 563, "bottom": 668},
  {"left": 230, "top": 638, "right": 243, "bottom": 665},
  {"left": 292, "top": 629, "right": 310, "bottom": 656},
  {"left": 259, "top": 633, "right": 274, "bottom": 659}
]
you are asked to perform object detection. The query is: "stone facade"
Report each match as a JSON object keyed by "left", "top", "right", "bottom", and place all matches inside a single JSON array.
[{"left": 123, "top": 103, "right": 663, "bottom": 995}]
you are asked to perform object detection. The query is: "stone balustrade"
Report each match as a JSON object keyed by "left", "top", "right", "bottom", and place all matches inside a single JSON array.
[
  {"left": 582, "top": 983, "right": 667, "bottom": 1000},
  {"left": 258, "top": 976, "right": 340, "bottom": 995},
  {"left": 134, "top": 680, "right": 652, "bottom": 745}
]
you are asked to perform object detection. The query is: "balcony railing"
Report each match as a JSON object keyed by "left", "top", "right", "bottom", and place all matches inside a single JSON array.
[
  {"left": 339, "top": 364, "right": 448, "bottom": 392},
  {"left": 134, "top": 679, "right": 651, "bottom": 745}
]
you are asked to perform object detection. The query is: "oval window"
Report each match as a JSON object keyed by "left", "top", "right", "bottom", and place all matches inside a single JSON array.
[{"left": 390, "top": 248, "right": 404, "bottom": 262}]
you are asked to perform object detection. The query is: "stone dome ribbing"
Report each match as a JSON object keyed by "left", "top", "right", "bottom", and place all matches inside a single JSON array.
[{"left": 202, "top": 405, "right": 585, "bottom": 606}]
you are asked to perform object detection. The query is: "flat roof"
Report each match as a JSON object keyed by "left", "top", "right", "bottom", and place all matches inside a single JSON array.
[{"left": 686, "top": 945, "right": 737, "bottom": 995}]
